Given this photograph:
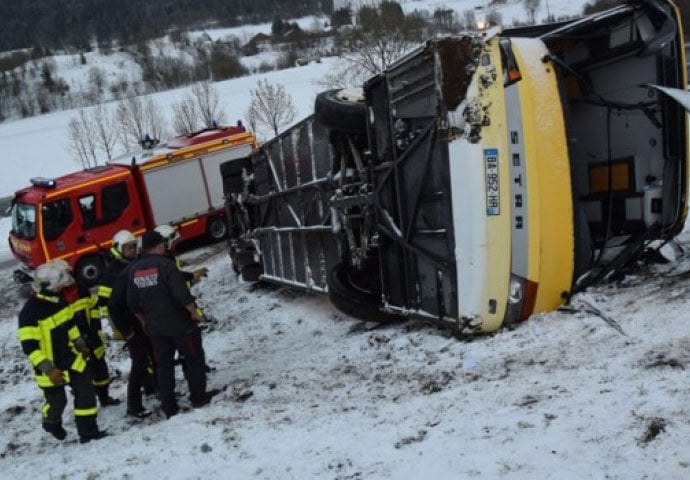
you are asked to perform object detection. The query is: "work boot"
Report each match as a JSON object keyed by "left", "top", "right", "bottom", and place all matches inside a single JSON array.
[
  {"left": 42, "top": 422, "right": 67, "bottom": 440},
  {"left": 191, "top": 388, "right": 222, "bottom": 409},
  {"left": 79, "top": 430, "right": 109, "bottom": 444},
  {"left": 98, "top": 394, "right": 121, "bottom": 407},
  {"left": 101, "top": 396, "right": 121, "bottom": 406},
  {"left": 162, "top": 404, "right": 179, "bottom": 419},
  {"left": 127, "top": 408, "right": 152, "bottom": 419}
]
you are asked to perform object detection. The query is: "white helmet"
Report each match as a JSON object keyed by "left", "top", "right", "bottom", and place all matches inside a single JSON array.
[
  {"left": 112, "top": 229, "right": 137, "bottom": 251},
  {"left": 33, "top": 259, "right": 75, "bottom": 293},
  {"left": 154, "top": 225, "right": 181, "bottom": 250}
]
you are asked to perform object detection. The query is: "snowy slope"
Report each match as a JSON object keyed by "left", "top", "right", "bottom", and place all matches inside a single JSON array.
[{"left": 1, "top": 237, "right": 690, "bottom": 479}]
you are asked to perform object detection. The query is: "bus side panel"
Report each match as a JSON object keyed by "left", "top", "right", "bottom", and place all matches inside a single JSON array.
[{"left": 248, "top": 116, "right": 339, "bottom": 291}]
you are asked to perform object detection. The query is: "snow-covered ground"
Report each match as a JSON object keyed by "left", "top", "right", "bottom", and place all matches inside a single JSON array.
[{"left": 2, "top": 232, "right": 690, "bottom": 479}]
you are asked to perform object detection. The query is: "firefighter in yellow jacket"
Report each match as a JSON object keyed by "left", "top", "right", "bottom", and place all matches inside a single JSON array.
[
  {"left": 17, "top": 260, "right": 107, "bottom": 443},
  {"left": 69, "top": 273, "right": 120, "bottom": 407}
]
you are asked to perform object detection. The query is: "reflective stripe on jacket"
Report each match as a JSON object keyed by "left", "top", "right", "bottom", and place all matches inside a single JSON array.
[
  {"left": 17, "top": 291, "right": 86, "bottom": 387},
  {"left": 65, "top": 284, "right": 105, "bottom": 359}
]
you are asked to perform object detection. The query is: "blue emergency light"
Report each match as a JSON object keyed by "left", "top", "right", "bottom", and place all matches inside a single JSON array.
[{"left": 30, "top": 177, "right": 57, "bottom": 188}]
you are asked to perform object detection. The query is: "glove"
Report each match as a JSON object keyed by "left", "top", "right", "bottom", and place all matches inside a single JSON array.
[
  {"left": 76, "top": 342, "right": 91, "bottom": 360},
  {"left": 191, "top": 310, "right": 205, "bottom": 324},
  {"left": 192, "top": 267, "right": 209, "bottom": 285},
  {"left": 47, "top": 367, "right": 65, "bottom": 385}
]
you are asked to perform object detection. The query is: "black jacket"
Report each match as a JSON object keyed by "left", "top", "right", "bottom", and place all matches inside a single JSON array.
[
  {"left": 108, "top": 262, "right": 143, "bottom": 338},
  {"left": 95, "top": 249, "right": 128, "bottom": 316},
  {"left": 126, "top": 253, "right": 196, "bottom": 337},
  {"left": 18, "top": 291, "right": 84, "bottom": 385}
]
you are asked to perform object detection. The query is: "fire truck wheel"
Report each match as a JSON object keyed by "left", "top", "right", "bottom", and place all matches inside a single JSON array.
[
  {"left": 207, "top": 216, "right": 228, "bottom": 241},
  {"left": 328, "top": 261, "right": 395, "bottom": 322},
  {"left": 314, "top": 88, "right": 367, "bottom": 134},
  {"left": 75, "top": 255, "right": 104, "bottom": 287}
]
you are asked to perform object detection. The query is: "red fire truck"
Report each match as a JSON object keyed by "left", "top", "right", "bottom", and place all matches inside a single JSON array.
[{"left": 8, "top": 125, "right": 257, "bottom": 286}]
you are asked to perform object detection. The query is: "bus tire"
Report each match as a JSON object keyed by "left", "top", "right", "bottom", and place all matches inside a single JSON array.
[
  {"left": 314, "top": 88, "right": 367, "bottom": 134},
  {"left": 327, "top": 261, "right": 389, "bottom": 322}
]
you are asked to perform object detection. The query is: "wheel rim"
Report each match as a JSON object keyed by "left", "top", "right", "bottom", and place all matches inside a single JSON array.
[
  {"left": 209, "top": 218, "right": 227, "bottom": 239},
  {"left": 79, "top": 261, "right": 101, "bottom": 284}
]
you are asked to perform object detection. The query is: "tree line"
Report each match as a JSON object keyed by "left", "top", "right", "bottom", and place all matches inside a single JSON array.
[{"left": 0, "top": 0, "right": 334, "bottom": 52}]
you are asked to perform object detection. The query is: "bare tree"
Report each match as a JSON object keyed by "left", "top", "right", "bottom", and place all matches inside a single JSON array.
[
  {"left": 143, "top": 97, "right": 166, "bottom": 141},
  {"left": 346, "top": 29, "right": 414, "bottom": 77},
  {"left": 115, "top": 96, "right": 144, "bottom": 150},
  {"left": 524, "top": 0, "right": 542, "bottom": 24},
  {"left": 92, "top": 103, "right": 117, "bottom": 160},
  {"left": 246, "top": 79, "right": 296, "bottom": 137},
  {"left": 320, "top": 29, "right": 417, "bottom": 89},
  {"left": 88, "top": 67, "right": 106, "bottom": 103},
  {"left": 171, "top": 81, "right": 228, "bottom": 135},
  {"left": 68, "top": 109, "right": 99, "bottom": 168},
  {"left": 115, "top": 95, "right": 167, "bottom": 150},
  {"left": 191, "top": 81, "right": 227, "bottom": 127},
  {"left": 171, "top": 96, "right": 198, "bottom": 135}
]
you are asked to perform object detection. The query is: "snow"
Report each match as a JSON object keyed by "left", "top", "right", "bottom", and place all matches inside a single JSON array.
[
  {"left": 2, "top": 2, "right": 690, "bottom": 478},
  {"left": 2, "top": 235, "right": 690, "bottom": 478}
]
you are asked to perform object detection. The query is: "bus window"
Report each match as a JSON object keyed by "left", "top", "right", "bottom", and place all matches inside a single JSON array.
[{"left": 42, "top": 198, "right": 74, "bottom": 241}]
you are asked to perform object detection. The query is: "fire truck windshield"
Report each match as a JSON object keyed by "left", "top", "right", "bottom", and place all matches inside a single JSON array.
[{"left": 11, "top": 202, "right": 37, "bottom": 240}]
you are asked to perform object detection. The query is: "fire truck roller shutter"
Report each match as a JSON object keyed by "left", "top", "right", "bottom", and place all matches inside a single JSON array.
[{"left": 143, "top": 161, "right": 210, "bottom": 225}]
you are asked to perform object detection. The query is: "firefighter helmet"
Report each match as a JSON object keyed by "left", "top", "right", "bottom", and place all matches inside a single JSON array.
[
  {"left": 33, "top": 259, "right": 75, "bottom": 293},
  {"left": 112, "top": 230, "right": 137, "bottom": 251},
  {"left": 154, "top": 225, "right": 180, "bottom": 250}
]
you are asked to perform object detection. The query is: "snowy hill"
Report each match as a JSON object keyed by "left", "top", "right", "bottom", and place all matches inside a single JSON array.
[
  {"left": 2, "top": 227, "right": 690, "bottom": 478},
  {"left": 0, "top": 0, "right": 587, "bottom": 198}
]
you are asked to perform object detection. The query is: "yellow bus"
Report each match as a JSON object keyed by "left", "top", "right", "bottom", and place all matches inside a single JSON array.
[{"left": 224, "top": 0, "right": 689, "bottom": 333}]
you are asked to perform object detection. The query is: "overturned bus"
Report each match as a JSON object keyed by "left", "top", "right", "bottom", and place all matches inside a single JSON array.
[{"left": 222, "top": 0, "right": 689, "bottom": 333}]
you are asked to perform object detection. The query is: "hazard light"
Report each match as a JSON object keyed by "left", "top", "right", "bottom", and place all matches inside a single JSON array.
[{"left": 30, "top": 177, "right": 56, "bottom": 188}]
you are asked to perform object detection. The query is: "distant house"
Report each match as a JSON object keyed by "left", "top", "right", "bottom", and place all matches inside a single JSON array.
[
  {"left": 243, "top": 32, "right": 272, "bottom": 55},
  {"left": 282, "top": 28, "right": 309, "bottom": 44}
]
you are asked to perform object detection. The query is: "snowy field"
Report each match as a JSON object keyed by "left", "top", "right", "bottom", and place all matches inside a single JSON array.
[{"left": 2, "top": 233, "right": 690, "bottom": 479}]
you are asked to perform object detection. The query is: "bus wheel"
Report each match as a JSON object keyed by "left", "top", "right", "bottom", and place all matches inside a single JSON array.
[
  {"left": 328, "top": 261, "right": 393, "bottom": 322},
  {"left": 314, "top": 88, "right": 367, "bottom": 134},
  {"left": 207, "top": 216, "right": 228, "bottom": 241},
  {"left": 75, "top": 255, "right": 104, "bottom": 287}
]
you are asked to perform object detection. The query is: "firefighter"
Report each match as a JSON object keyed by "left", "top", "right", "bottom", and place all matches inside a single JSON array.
[
  {"left": 62, "top": 260, "right": 120, "bottom": 408},
  {"left": 154, "top": 225, "right": 212, "bottom": 372},
  {"left": 17, "top": 260, "right": 107, "bottom": 443},
  {"left": 126, "top": 229, "right": 216, "bottom": 418},
  {"left": 154, "top": 225, "right": 208, "bottom": 289},
  {"left": 105, "top": 230, "right": 156, "bottom": 418},
  {"left": 98, "top": 231, "right": 156, "bottom": 397}
]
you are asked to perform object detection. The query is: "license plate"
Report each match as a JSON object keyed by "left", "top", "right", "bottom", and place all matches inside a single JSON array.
[{"left": 485, "top": 148, "right": 500, "bottom": 215}]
